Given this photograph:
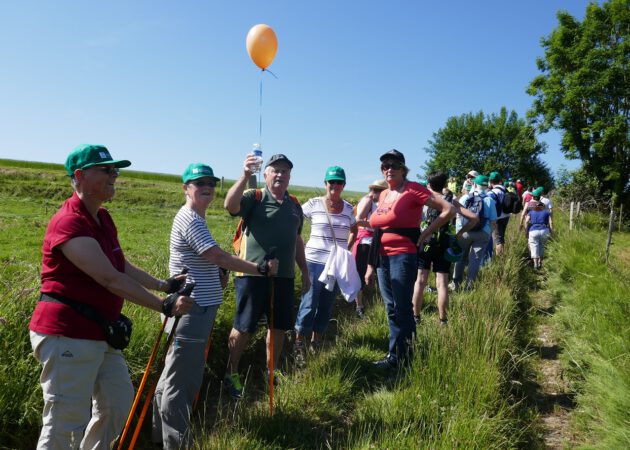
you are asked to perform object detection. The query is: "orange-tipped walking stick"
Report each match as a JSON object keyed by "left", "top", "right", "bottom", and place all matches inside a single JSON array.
[{"left": 116, "top": 318, "right": 167, "bottom": 450}]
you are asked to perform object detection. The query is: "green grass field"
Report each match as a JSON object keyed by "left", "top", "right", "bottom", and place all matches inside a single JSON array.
[{"left": 3, "top": 159, "right": 627, "bottom": 449}]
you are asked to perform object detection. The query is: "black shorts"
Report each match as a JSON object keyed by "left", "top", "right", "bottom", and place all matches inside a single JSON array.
[
  {"left": 354, "top": 243, "right": 370, "bottom": 288},
  {"left": 233, "top": 276, "right": 296, "bottom": 333},
  {"left": 493, "top": 216, "right": 510, "bottom": 245},
  {"left": 417, "top": 245, "right": 451, "bottom": 274}
]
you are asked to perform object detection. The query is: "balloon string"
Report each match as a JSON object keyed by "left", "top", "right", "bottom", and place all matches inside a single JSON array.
[{"left": 259, "top": 75, "right": 263, "bottom": 143}]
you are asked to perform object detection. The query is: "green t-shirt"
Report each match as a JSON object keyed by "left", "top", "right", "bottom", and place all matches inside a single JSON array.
[{"left": 233, "top": 187, "right": 303, "bottom": 278}]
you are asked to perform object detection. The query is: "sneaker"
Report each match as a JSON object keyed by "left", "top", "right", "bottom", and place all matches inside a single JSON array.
[
  {"left": 265, "top": 369, "right": 287, "bottom": 387},
  {"left": 223, "top": 373, "right": 243, "bottom": 399},
  {"left": 425, "top": 286, "right": 436, "bottom": 294},
  {"left": 294, "top": 340, "right": 307, "bottom": 368},
  {"left": 413, "top": 314, "right": 422, "bottom": 325},
  {"left": 356, "top": 307, "right": 365, "bottom": 319},
  {"left": 373, "top": 354, "right": 397, "bottom": 370},
  {"left": 440, "top": 318, "right": 448, "bottom": 327}
]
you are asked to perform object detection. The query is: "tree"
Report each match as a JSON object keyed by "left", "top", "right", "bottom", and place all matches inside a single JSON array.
[
  {"left": 527, "top": 0, "right": 630, "bottom": 206},
  {"left": 423, "top": 108, "right": 553, "bottom": 190}
]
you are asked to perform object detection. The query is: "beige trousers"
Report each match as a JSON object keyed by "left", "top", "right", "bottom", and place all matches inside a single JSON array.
[{"left": 30, "top": 331, "right": 134, "bottom": 450}]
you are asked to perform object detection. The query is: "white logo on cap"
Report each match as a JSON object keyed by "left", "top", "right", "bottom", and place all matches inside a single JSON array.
[
  {"left": 192, "top": 168, "right": 200, "bottom": 174},
  {"left": 99, "top": 152, "right": 109, "bottom": 159}
]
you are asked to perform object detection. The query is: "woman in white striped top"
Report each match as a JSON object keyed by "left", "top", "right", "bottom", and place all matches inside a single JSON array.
[
  {"left": 293, "top": 166, "right": 357, "bottom": 364},
  {"left": 152, "top": 163, "right": 277, "bottom": 449}
]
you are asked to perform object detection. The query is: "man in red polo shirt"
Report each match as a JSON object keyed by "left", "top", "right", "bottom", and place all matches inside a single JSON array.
[{"left": 29, "top": 144, "right": 193, "bottom": 450}]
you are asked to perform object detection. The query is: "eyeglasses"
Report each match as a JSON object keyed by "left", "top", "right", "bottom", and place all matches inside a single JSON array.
[
  {"left": 327, "top": 180, "right": 345, "bottom": 186},
  {"left": 381, "top": 162, "right": 403, "bottom": 171},
  {"left": 190, "top": 180, "right": 217, "bottom": 188},
  {"left": 91, "top": 166, "right": 120, "bottom": 176}
]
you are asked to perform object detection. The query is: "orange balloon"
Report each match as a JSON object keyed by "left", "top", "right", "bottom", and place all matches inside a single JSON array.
[{"left": 246, "top": 24, "right": 278, "bottom": 70}]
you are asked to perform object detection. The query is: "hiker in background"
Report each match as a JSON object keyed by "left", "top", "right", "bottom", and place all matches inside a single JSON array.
[
  {"left": 412, "top": 173, "right": 478, "bottom": 326},
  {"left": 365, "top": 149, "right": 454, "bottom": 370},
  {"left": 223, "top": 153, "right": 309, "bottom": 398},
  {"left": 293, "top": 166, "right": 358, "bottom": 365},
  {"left": 515, "top": 179, "right": 524, "bottom": 198},
  {"left": 539, "top": 187, "right": 553, "bottom": 213},
  {"left": 452, "top": 174, "right": 498, "bottom": 290},
  {"left": 349, "top": 178, "right": 388, "bottom": 319},
  {"left": 447, "top": 176, "right": 458, "bottom": 194},
  {"left": 519, "top": 187, "right": 544, "bottom": 231},
  {"left": 522, "top": 186, "right": 535, "bottom": 206},
  {"left": 152, "top": 163, "right": 278, "bottom": 449},
  {"left": 29, "top": 144, "right": 193, "bottom": 449},
  {"left": 524, "top": 200, "right": 553, "bottom": 269},
  {"left": 462, "top": 170, "right": 479, "bottom": 194},
  {"left": 488, "top": 172, "right": 510, "bottom": 255}
]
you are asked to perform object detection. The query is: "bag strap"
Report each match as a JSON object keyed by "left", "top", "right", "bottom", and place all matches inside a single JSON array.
[
  {"left": 39, "top": 292, "right": 108, "bottom": 327},
  {"left": 320, "top": 197, "right": 339, "bottom": 248}
]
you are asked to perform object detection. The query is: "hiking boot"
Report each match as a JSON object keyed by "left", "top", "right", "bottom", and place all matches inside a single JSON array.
[
  {"left": 440, "top": 318, "right": 448, "bottom": 327},
  {"left": 373, "top": 354, "right": 398, "bottom": 370},
  {"left": 223, "top": 373, "right": 243, "bottom": 399},
  {"left": 424, "top": 286, "right": 436, "bottom": 294},
  {"left": 294, "top": 340, "right": 307, "bottom": 368},
  {"left": 356, "top": 306, "right": 365, "bottom": 319}
]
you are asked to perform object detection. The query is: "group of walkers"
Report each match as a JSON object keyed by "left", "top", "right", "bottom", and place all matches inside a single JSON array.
[{"left": 28, "top": 144, "right": 553, "bottom": 449}]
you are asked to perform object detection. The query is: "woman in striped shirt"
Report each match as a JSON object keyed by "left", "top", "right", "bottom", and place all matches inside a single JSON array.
[
  {"left": 152, "top": 163, "right": 277, "bottom": 449},
  {"left": 293, "top": 166, "right": 357, "bottom": 364}
]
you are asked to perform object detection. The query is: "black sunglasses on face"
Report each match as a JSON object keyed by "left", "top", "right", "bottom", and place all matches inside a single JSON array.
[
  {"left": 190, "top": 180, "right": 216, "bottom": 188},
  {"left": 381, "top": 162, "right": 403, "bottom": 171},
  {"left": 91, "top": 166, "right": 120, "bottom": 176},
  {"left": 328, "top": 180, "right": 345, "bottom": 185}
]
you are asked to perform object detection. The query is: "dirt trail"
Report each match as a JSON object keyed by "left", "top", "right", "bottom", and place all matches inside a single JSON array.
[{"left": 530, "top": 289, "right": 577, "bottom": 449}]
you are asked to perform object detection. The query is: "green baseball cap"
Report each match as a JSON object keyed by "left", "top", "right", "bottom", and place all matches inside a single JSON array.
[
  {"left": 473, "top": 174, "right": 489, "bottom": 186},
  {"left": 65, "top": 144, "right": 131, "bottom": 176},
  {"left": 489, "top": 171, "right": 502, "bottom": 181},
  {"left": 182, "top": 163, "right": 220, "bottom": 184},
  {"left": 532, "top": 187, "right": 544, "bottom": 197},
  {"left": 324, "top": 166, "right": 346, "bottom": 182}
]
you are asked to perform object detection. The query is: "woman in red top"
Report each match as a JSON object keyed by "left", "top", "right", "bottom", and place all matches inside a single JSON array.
[
  {"left": 29, "top": 144, "right": 193, "bottom": 449},
  {"left": 366, "top": 149, "right": 454, "bottom": 369}
]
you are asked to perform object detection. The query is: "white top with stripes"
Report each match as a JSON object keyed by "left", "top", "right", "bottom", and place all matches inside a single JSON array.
[
  {"left": 169, "top": 206, "right": 222, "bottom": 307},
  {"left": 303, "top": 197, "right": 356, "bottom": 265}
]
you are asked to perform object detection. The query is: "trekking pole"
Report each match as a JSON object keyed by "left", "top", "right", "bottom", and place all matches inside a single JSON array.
[
  {"left": 268, "top": 277, "right": 275, "bottom": 417},
  {"left": 126, "top": 282, "right": 195, "bottom": 450},
  {"left": 192, "top": 335, "right": 213, "bottom": 411},
  {"left": 265, "top": 247, "right": 277, "bottom": 417},
  {"left": 117, "top": 267, "right": 189, "bottom": 450},
  {"left": 117, "top": 318, "right": 167, "bottom": 450}
]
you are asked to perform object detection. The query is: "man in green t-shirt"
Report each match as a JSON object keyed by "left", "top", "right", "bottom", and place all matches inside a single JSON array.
[{"left": 223, "top": 153, "right": 310, "bottom": 398}]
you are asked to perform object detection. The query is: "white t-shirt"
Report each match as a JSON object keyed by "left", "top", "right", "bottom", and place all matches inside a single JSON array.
[
  {"left": 169, "top": 206, "right": 222, "bottom": 307},
  {"left": 303, "top": 197, "right": 356, "bottom": 265},
  {"left": 541, "top": 196, "right": 553, "bottom": 211}
]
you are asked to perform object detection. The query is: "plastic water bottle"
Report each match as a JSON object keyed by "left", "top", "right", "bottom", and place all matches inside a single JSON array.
[{"left": 248, "top": 143, "right": 263, "bottom": 173}]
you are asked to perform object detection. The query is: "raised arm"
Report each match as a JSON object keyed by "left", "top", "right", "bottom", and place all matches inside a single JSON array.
[{"left": 224, "top": 156, "right": 257, "bottom": 214}]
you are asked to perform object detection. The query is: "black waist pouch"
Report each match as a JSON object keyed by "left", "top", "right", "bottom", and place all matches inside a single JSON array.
[{"left": 39, "top": 293, "right": 132, "bottom": 350}]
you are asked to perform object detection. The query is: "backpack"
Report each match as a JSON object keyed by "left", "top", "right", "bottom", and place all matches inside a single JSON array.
[
  {"left": 488, "top": 188, "right": 505, "bottom": 217},
  {"left": 232, "top": 189, "right": 300, "bottom": 255},
  {"left": 503, "top": 191, "right": 522, "bottom": 214},
  {"left": 463, "top": 192, "right": 487, "bottom": 232}
]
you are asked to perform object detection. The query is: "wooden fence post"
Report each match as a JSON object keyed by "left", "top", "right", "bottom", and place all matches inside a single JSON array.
[
  {"left": 576, "top": 201, "right": 581, "bottom": 221},
  {"left": 570, "top": 201, "right": 574, "bottom": 230},
  {"left": 605, "top": 207, "right": 615, "bottom": 264},
  {"left": 620, "top": 204, "right": 624, "bottom": 232},
  {"left": 220, "top": 176, "right": 224, "bottom": 192}
]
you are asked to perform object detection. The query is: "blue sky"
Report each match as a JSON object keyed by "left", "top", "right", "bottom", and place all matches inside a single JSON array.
[{"left": 0, "top": 1, "right": 591, "bottom": 192}]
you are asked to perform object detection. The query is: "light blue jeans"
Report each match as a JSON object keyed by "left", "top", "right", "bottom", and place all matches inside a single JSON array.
[
  {"left": 376, "top": 252, "right": 418, "bottom": 364},
  {"left": 295, "top": 261, "right": 339, "bottom": 337},
  {"left": 453, "top": 230, "right": 491, "bottom": 290}
]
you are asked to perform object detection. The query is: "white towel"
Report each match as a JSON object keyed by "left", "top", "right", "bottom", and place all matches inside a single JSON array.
[{"left": 318, "top": 246, "right": 362, "bottom": 302}]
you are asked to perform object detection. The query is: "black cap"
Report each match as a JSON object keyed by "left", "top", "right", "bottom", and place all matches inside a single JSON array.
[
  {"left": 266, "top": 153, "right": 293, "bottom": 169},
  {"left": 379, "top": 149, "right": 405, "bottom": 164}
]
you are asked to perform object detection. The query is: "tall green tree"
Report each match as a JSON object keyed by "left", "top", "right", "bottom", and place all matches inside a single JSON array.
[
  {"left": 424, "top": 108, "right": 553, "bottom": 189},
  {"left": 527, "top": 0, "right": 630, "bottom": 205}
]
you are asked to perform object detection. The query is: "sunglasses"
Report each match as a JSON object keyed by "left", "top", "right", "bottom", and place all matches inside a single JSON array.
[
  {"left": 91, "top": 166, "right": 120, "bottom": 176},
  {"left": 190, "top": 180, "right": 217, "bottom": 188},
  {"left": 381, "top": 162, "right": 403, "bottom": 171},
  {"left": 327, "top": 180, "right": 345, "bottom": 186}
]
